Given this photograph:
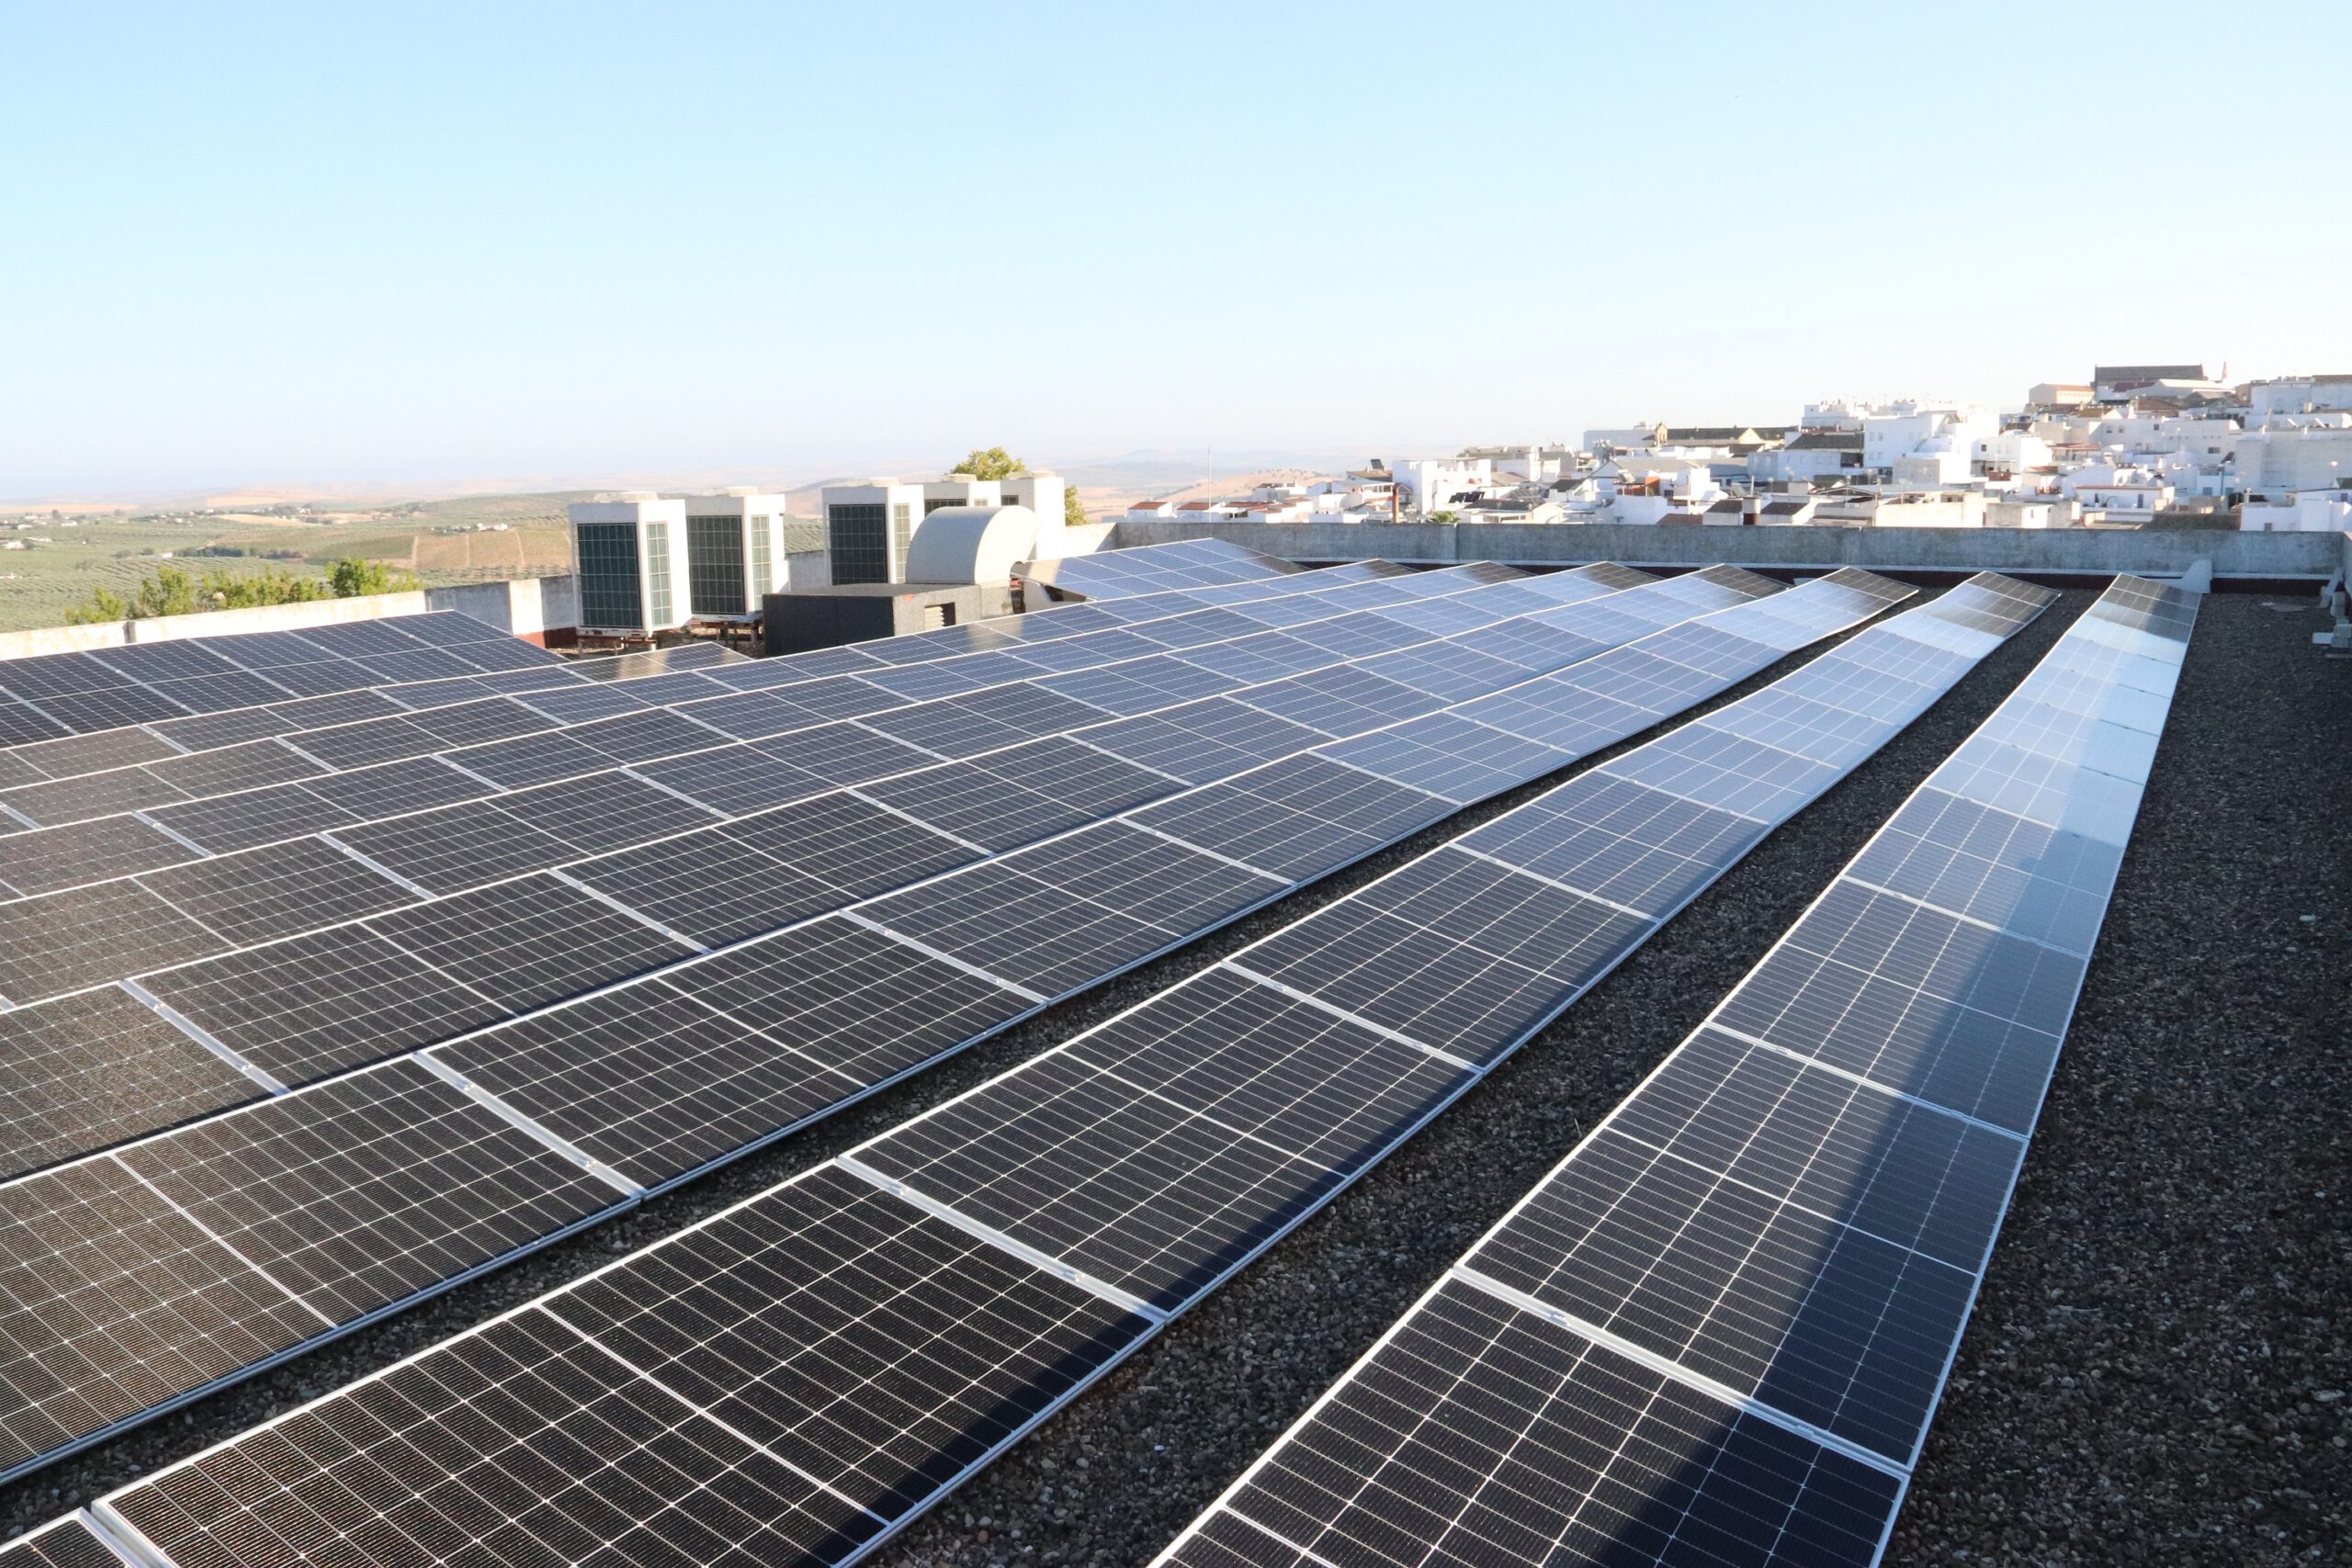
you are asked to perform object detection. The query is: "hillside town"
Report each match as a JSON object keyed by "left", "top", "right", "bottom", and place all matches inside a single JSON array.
[{"left": 1119, "top": 365, "right": 2352, "bottom": 534}]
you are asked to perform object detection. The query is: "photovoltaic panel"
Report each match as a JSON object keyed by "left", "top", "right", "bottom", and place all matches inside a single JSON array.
[
  {"left": 0, "top": 815, "right": 206, "bottom": 897},
  {"left": 1159, "top": 575, "right": 2185, "bottom": 1568},
  {"left": 0, "top": 1517, "right": 128, "bottom": 1567},
  {"left": 0, "top": 1157, "right": 329, "bottom": 1475},
  {"left": 367, "top": 871, "right": 695, "bottom": 1010},
  {"left": 115, "top": 1058, "right": 620, "bottom": 1326},
  {"left": 437, "top": 924, "right": 1035, "bottom": 1189},
  {"left": 0, "top": 882, "right": 224, "bottom": 1006},
  {"left": 331, "top": 795, "right": 580, "bottom": 891},
  {"left": 133, "top": 836, "right": 416, "bottom": 947},
  {"left": 0, "top": 565, "right": 1883, "bottom": 1493},
  {"left": 0, "top": 987, "right": 262, "bottom": 1183},
  {"left": 0, "top": 766, "right": 190, "bottom": 828},
  {"left": 135, "top": 924, "right": 514, "bottom": 1089},
  {"left": 1079, "top": 697, "right": 1335, "bottom": 785},
  {"left": 1183, "top": 1280, "right": 1904, "bottom": 1568},
  {"left": 7, "top": 728, "right": 182, "bottom": 780}
]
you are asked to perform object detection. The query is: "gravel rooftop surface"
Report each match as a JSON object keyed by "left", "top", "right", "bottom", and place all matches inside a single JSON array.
[{"left": 4, "top": 588, "right": 2343, "bottom": 1568}]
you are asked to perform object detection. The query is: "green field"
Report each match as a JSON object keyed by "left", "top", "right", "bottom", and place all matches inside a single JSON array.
[{"left": 0, "top": 493, "right": 594, "bottom": 632}]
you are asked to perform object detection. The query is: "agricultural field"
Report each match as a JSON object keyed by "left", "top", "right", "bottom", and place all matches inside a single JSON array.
[{"left": 0, "top": 492, "right": 588, "bottom": 632}]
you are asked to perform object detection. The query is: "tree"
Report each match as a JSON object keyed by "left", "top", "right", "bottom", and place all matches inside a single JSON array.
[
  {"left": 62, "top": 558, "right": 419, "bottom": 624},
  {"left": 950, "top": 446, "right": 1024, "bottom": 482},
  {"left": 951, "top": 446, "right": 1091, "bottom": 529}
]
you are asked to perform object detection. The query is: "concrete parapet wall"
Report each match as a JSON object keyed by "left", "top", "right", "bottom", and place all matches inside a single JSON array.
[
  {"left": 0, "top": 574, "right": 580, "bottom": 662},
  {"left": 1110, "top": 519, "right": 2350, "bottom": 582}
]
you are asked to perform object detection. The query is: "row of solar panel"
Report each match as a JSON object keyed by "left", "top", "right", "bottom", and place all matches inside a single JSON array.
[
  {"left": 0, "top": 635, "right": 746, "bottom": 799},
  {"left": 0, "top": 610, "right": 567, "bottom": 749},
  {"left": 0, "top": 565, "right": 1713, "bottom": 1185},
  {"left": 1016, "top": 536, "right": 1303, "bottom": 600},
  {"left": 1162, "top": 576, "right": 2193, "bottom": 1568},
  {"left": 32, "top": 571, "right": 1964, "bottom": 1568},
  {"left": 0, "top": 562, "right": 1608, "bottom": 1009},
  {"left": 0, "top": 559, "right": 1401, "bottom": 835},
  {"left": 0, "top": 567, "right": 1801, "bottom": 1485},
  {"left": 0, "top": 539, "right": 1308, "bottom": 794},
  {"left": 0, "top": 562, "right": 1558, "bottom": 903}
]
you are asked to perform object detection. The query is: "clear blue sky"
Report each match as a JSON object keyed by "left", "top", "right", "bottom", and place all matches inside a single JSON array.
[{"left": 6, "top": 1, "right": 2346, "bottom": 500}]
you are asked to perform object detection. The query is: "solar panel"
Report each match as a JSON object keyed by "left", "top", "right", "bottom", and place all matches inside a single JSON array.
[
  {"left": 135, "top": 923, "right": 515, "bottom": 1088},
  {"left": 1158, "top": 576, "right": 2184, "bottom": 1568},
  {"left": 114, "top": 1058, "right": 621, "bottom": 1325},
  {"left": 1178, "top": 1280, "right": 1905, "bottom": 1568},
  {"left": 0, "top": 567, "right": 1930, "bottom": 1489},
  {"left": 0, "top": 815, "right": 204, "bottom": 897},
  {"left": 0, "top": 1156, "right": 330, "bottom": 1475},
  {"left": 0, "top": 1517, "right": 129, "bottom": 1567},
  {"left": 133, "top": 835, "right": 419, "bottom": 946},
  {"left": 27, "top": 569, "right": 1970, "bottom": 1544},
  {"left": 0, "top": 986, "right": 261, "bottom": 1183},
  {"left": 0, "top": 882, "right": 224, "bottom": 1006}
]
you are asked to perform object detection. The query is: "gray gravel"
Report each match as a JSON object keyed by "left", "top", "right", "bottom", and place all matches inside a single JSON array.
[{"left": 7, "top": 590, "right": 2343, "bottom": 1567}]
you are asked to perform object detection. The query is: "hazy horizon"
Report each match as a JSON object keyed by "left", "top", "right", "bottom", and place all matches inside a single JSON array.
[{"left": 7, "top": 0, "right": 2347, "bottom": 502}]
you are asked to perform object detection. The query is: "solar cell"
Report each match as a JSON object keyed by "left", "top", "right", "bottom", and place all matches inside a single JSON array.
[
  {"left": 0, "top": 987, "right": 260, "bottom": 1183},
  {"left": 661, "top": 917, "right": 1035, "bottom": 1091},
  {"left": 277, "top": 713, "right": 444, "bottom": 771},
  {"left": 1233, "top": 665, "right": 1444, "bottom": 737},
  {"left": 566, "top": 824, "right": 825, "bottom": 946},
  {"left": 12, "top": 687, "right": 186, "bottom": 736},
  {"left": 537, "top": 1166, "right": 1148, "bottom": 1518},
  {"left": 403, "top": 695, "right": 556, "bottom": 750},
  {"left": 1467, "top": 1121, "right": 1980, "bottom": 1462},
  {"left": 142, "top": 670, "right": 304, "bottom": 716},
  {"left": 140, "top": 782, "right": 351, "bottom": 855},
  {"left": 748, "top": 718, "right": 944, "bottom": 785},
  {"left": 428, "top": 983, "right": 853, "bottom": 1187},
  {"left": 300, "top": 754, "right": 500, "bottom": 822},
  {"left": 6, "top": 727, "right": 180, "bottom": 779},
  {"left": 143, "top": 736, "right": 324, "bottom": 797},
  {"left": 719, "top": 788, "right": 982, "bottom": 902},
  {"left": 0, "top": 1517, "right": 126, "bottom": 1567},
  {"left": 860, "top": 740, "right": 1176, "bottom": 851},
  {"left": 103, "top": 1303, "right": 885, "bottom": 1568},
  {"left": 0, "top": 701, "right": 70, "bottom": 750},
  {"left": 860, "top": 869, "right": 1178, "bottom": 998},
  {"left": 858, "top": 684, "right": 1112, "bottom": 760},
  {"left": 148, "top": 688, "right": 400, "bottom": 752},
  {"left": 566, "top": 705, "right": 730, "bottom": 762},
  {"left": 1600, "top": 725, "right": 1843, "bottom": 823},
  {"left": 1315, "top": 712, "right": 1571, "bottom": 801},
  {"left": 1456, "top": 773, "right": 1767, "bottom": 917},
  {"left": 508, "top": 679, "right": 655, "bottom": 724},
  {"left": 1079, "top": 698, "right": 1334, "bottom": 785},
  {"left": 1129, "top": 755, "right": 1452, "bottom": 880},
  {"left": 1710, "top": 883, "right": 2084, "bottom": 1134},
  {"left": 630, "top": 739, "right": 837, "bottom": 817}
]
